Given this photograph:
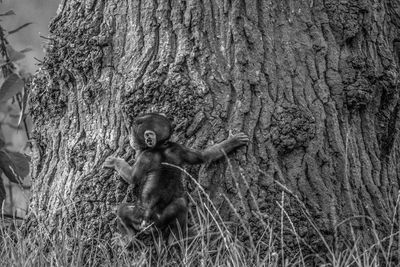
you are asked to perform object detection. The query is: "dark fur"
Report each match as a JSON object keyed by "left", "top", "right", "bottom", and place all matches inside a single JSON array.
[
  {"left": 125, "top": 113, "right": 189, "bottom": 236},
  {"left": 117, "top": 203, "right": 144, "bottom": 234},
  {"left": 136, "top": 144, "right": 188, "bottom": 234}
]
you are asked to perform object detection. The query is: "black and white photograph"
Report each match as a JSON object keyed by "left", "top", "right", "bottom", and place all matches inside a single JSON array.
[{"left": 1, "top": 0, "right": 400, "bottom": 266}]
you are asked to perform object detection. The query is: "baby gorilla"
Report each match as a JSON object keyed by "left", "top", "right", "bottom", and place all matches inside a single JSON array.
[{"left": 104, "top": 113, "right": 248, "bottom": 238}]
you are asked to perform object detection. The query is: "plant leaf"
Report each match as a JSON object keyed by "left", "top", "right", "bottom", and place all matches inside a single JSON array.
[
  {"left": 0, "top": 130, "right": 5, "bottom": 147},
  {"left": 19, "top": 48, "right": 32, "bottom": 53},
  {"left": 7, "top": 44, "right": 25, "bottom": 62},
  {"left": 0, "top": 136, "right": 4, "bottom": 148},
  {"left": 0, "top": 150, "right": 23, "bottom": 184},
  {"left": 0, "top": 73, "right": 24, "bottom": 103},
  {"left": 18, "top": 84, "right": 28, "bottom": 126},
  {"left": 8, "top": 22, "right": 32, "bottom": 35},
  {"left": 0, "top": 10, "right": 15, "bottom": 16},
  {"left": 0, "top": 172, "right": 5, "bottom": 206},
  {"left": 0, "top": 45, "right": 26, "bottom": 67},
  {"left": 7, "top": 151, "right": 29, "bottom": 177}
]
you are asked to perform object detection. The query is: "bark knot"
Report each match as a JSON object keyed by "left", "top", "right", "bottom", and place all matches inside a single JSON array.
[
  {"left": 345, "top": 78, "right": 373, "bottom": 109},
  {"left": 270, "top": 105, "right": 316, "bottom": 154}
]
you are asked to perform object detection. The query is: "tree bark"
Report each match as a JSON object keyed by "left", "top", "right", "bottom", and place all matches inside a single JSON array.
[{"left": 29, "top": 0, "right": 400, "bottom": 251}]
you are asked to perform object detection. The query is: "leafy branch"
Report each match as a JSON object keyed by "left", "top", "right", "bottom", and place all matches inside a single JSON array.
[{"left": 0, "top": 10, "right": 32, "bottom": 204}]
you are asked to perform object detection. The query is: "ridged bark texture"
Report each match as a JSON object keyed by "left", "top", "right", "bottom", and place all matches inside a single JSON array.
[{"left": 29, "top": 0, "right": 400, "bottom": 250}]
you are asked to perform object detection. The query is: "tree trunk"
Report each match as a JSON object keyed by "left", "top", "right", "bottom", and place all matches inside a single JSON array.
[{"left": 29, "top": 0, "right": 400, "bottom": 251}]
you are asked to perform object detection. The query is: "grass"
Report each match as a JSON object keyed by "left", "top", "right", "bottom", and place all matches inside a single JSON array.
[{"left": 1, "top": 166, "right": 399, "bottom": 266}]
